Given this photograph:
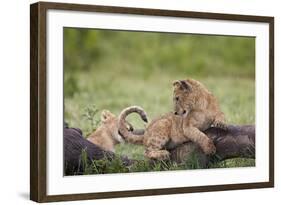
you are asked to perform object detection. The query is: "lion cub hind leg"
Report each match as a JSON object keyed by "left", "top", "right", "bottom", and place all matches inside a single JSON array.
[
  {"left": 144, "top": 136, "right": 170, "bottom": 160},
  {"left": 145, "top": 150, "right": 170, "bottom": 160},
  {"left": 144, "top": 119, "right": 171, "bottom": 160},
  {"left": 183, "top": 127, "right": 216, "bottom": 155}
]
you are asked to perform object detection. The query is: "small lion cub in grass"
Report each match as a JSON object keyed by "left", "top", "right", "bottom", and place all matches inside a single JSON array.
[
  {"left": 87, "top": 110, "right": 133, "bottom": 152},
  {"left": 118, "top": 79, "right": 226, "bottom": 160}
]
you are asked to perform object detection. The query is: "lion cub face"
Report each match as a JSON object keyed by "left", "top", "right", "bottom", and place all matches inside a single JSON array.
[
  {"left": 87, "top": 109, "right": 135, "bottom": 152},
  {"left": 100, "top": 110, "right": 125, "bottom": 143},
  {"left": 173, "top": 80, "right": 195, "bottom": 117}
]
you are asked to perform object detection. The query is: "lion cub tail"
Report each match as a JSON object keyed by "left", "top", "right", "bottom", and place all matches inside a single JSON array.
[{"left": 118, "top": 106, "right": 148, "bottom": 145}]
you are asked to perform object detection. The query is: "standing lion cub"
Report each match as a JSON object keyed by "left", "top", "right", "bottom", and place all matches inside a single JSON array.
[
  {"left": 87, "top": 110, "right": 134, "bottom": 152},
  {"left": 118, "top": 79, "right": 226, "bottom": 160}
]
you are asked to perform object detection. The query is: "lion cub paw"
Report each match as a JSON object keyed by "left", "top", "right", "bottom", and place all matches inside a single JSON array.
[
  {"left": 145, "top": 150, "right": 170, "bottom": 160},
  {"left": 202, "top": 139, "right": 216, "bottom": 155},
  {"left": 212, "top": 120, "right": 228, "bottom": 130}
]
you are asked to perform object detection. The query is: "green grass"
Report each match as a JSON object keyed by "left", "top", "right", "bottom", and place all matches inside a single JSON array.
[
  {"left": 64, "top": 28, "right": 255, "bottom": 174},
  {"left": 78, "top": 150, "right": 208, "bottom": 175},
  {"left": 65, "top": 75, "right": 255, "bottom": 136}
]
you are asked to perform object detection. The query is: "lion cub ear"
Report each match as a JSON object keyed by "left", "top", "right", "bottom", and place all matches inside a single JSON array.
[
  {"left": 101, "top": 110, "right": 116, "bottom": 123},
  {"left": 173, "top": 80, "right": 181, "bottom": 89},
  {"left": 173, "top": 80, "right": 192, "bottom": 91},
  {"left": 101, "top": 110, "right": 110, "bottom": 123}
]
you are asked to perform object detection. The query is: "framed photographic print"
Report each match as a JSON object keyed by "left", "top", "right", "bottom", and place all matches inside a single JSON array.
[{"left": 30, "top": 1, "right": 274, "bottom": 202}]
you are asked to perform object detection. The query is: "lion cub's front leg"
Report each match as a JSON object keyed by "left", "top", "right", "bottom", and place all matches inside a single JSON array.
[
  {"left": 212, "top": 112, "right": 227, "bottom": 130},
  {"left": 182, "top": 111, "right": 216, "bottom": 155},
  {"left": 183, "top": 126, "right": 216, "bottom": 155}
]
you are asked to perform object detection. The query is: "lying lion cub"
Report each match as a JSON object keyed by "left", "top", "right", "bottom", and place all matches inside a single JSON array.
[
  {"left": 118, "top": 79, "right": 226, "bottom": 160},
  {"left": 87, "top": 110, "right": 133, "bottom": 152}
]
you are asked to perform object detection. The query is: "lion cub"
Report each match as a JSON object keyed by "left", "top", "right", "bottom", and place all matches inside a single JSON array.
[
  {"left": 87, "top": 110, "right": 133, "bottom": 152},
  {"left": 118, "top": 79, "right": 226, "bottom": 160}
]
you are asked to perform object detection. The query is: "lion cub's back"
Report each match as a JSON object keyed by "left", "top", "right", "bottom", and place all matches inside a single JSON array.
[{"left": 145, "top": 113, "right": 184, "bottom": 138}]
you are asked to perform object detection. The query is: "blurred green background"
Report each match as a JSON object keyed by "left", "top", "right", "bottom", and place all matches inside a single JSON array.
[{"left": 64, "top": 28, "right": 255, "bottom": 168}]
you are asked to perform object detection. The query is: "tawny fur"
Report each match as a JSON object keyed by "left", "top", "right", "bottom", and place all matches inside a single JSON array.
[
  {"left": 87, "top": 110, "right": 133, "bottom": 152},
  {"left": 118, "top": 79, "right": 226, "bottom": 160}
]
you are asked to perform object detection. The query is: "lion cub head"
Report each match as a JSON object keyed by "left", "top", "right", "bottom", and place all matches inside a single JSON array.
[
  {"left": 173, "top": 79, "right": 210, "bottom": 117},
  {"left": 87, "top": 109, "right": 134, "bottom": 152},
  {"left": 100, "top": 110, "right": 133, "bottom": 143}
]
